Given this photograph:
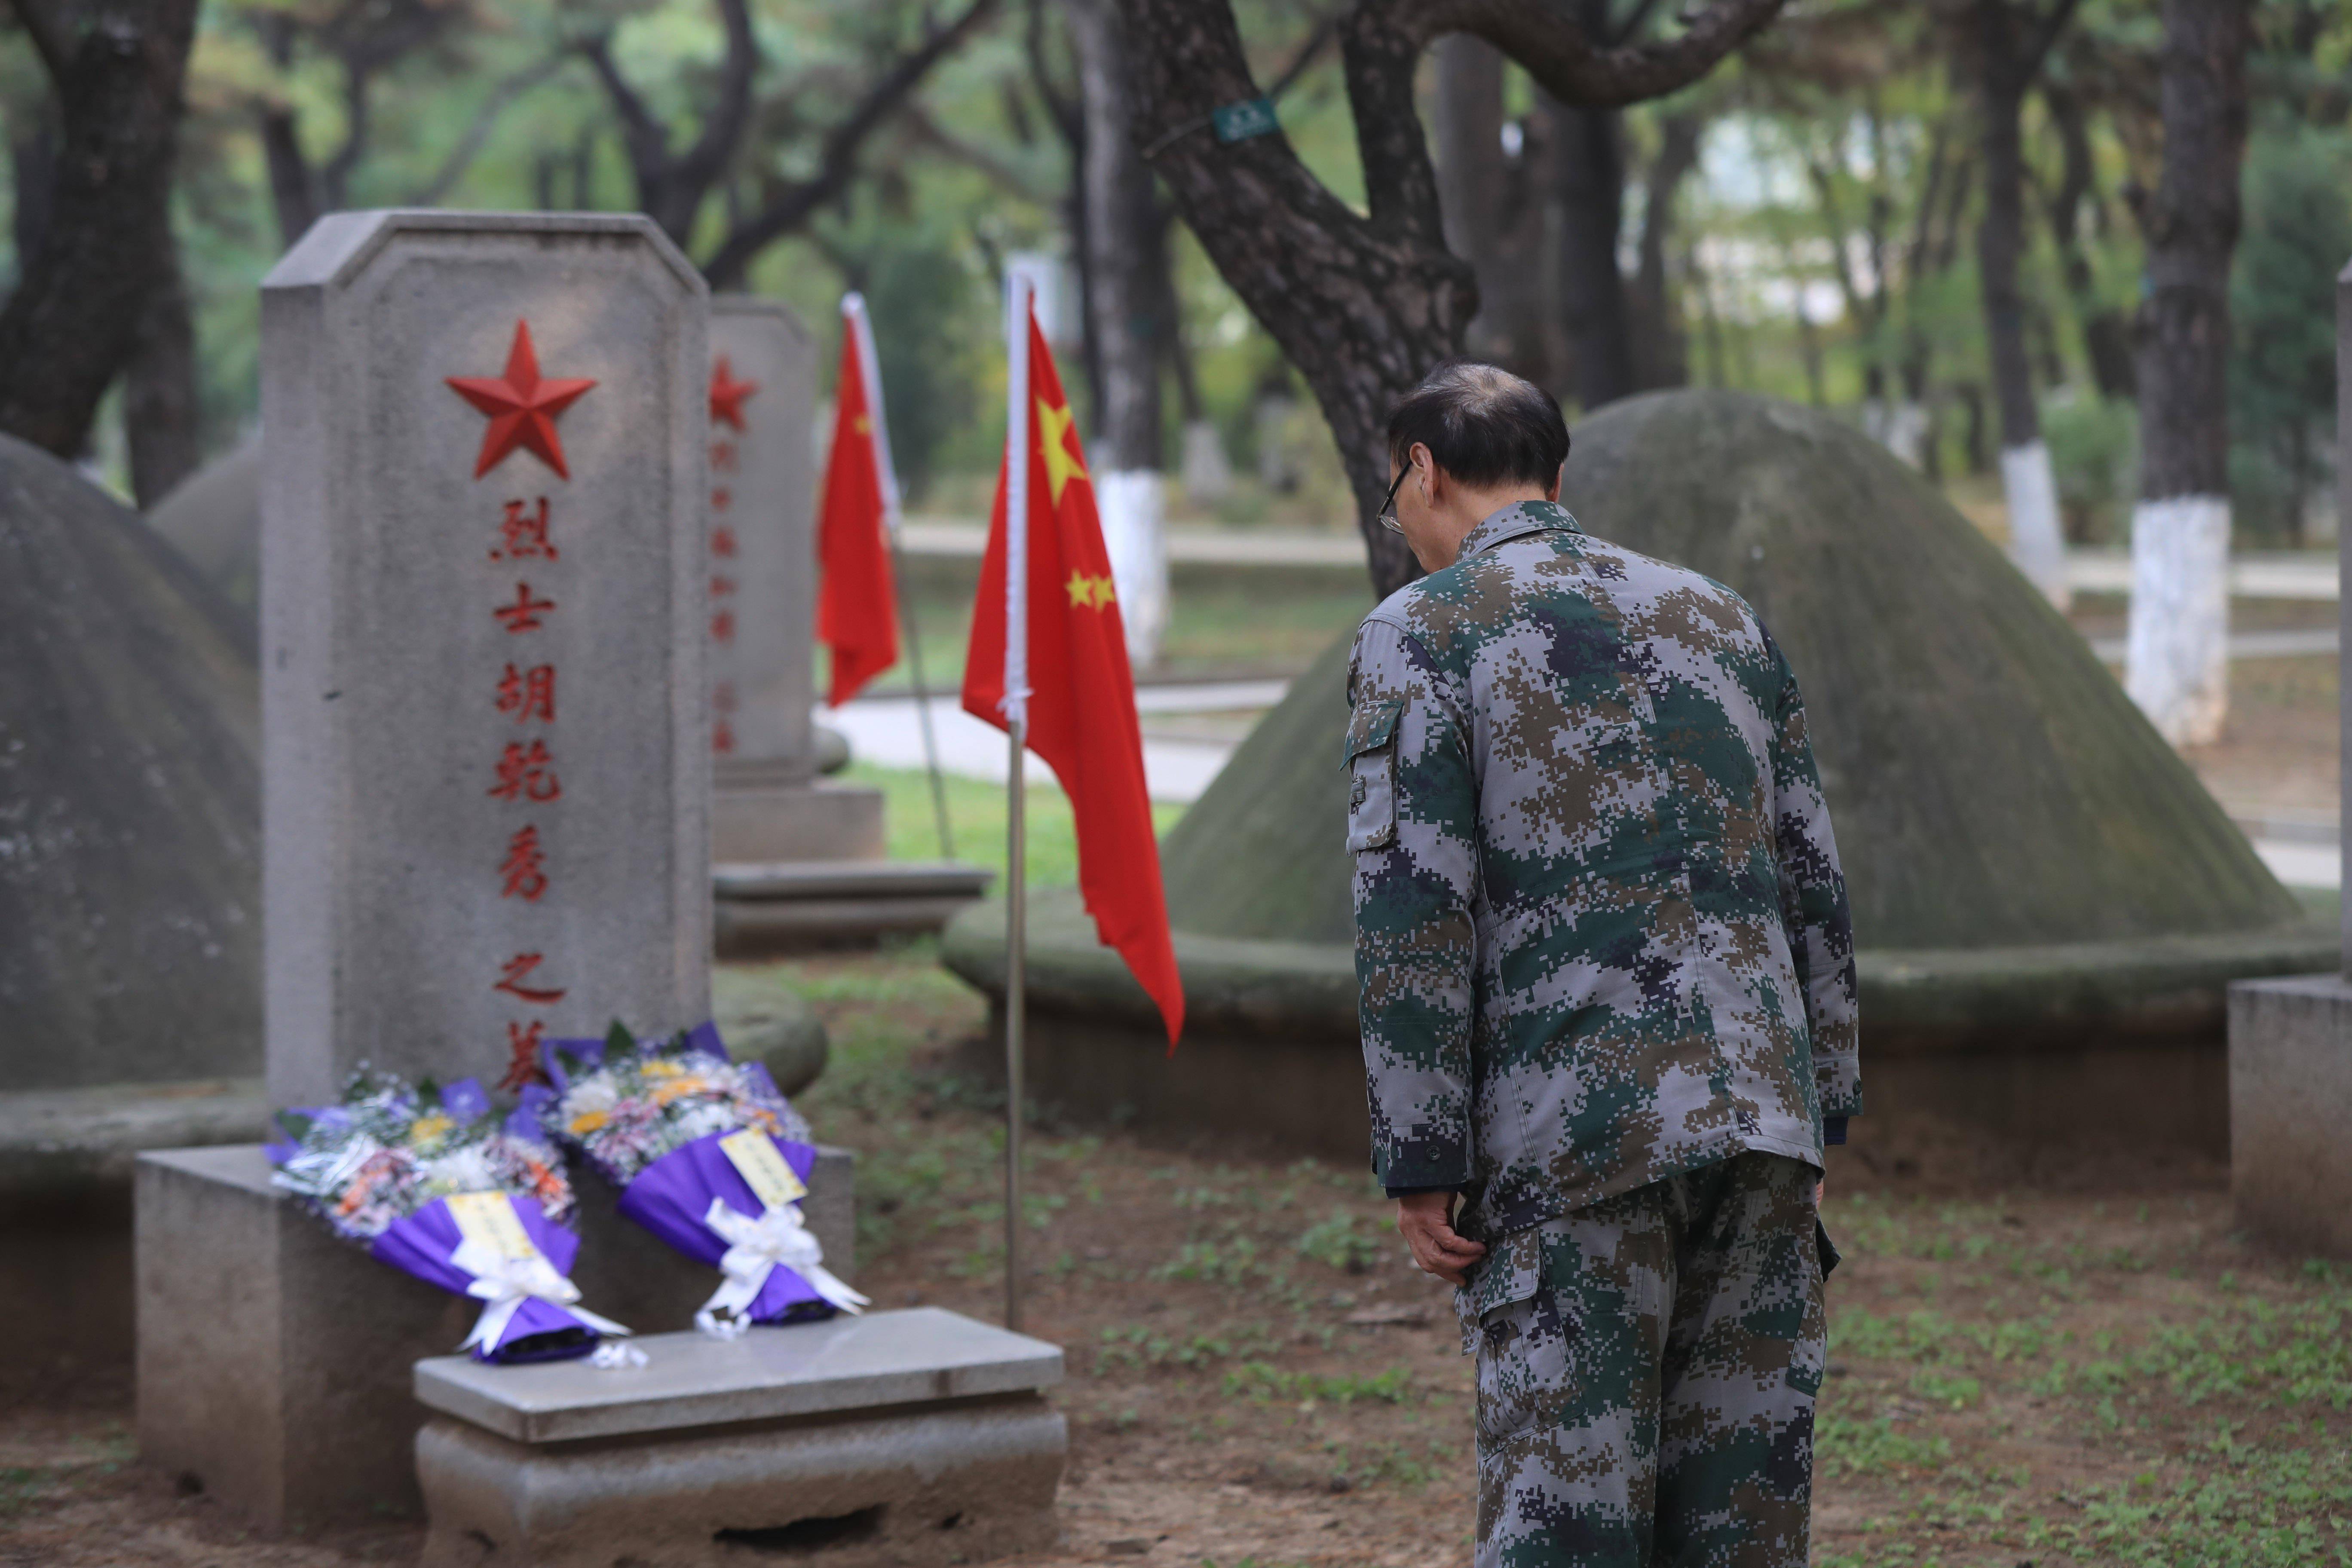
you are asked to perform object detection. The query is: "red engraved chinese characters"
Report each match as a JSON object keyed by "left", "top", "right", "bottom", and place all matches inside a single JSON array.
[
  {"left": 488, "top": 738, "right": 562, "bottom": 802},
  {"left": 496, "top": 662, "right": 556, "bottom": 724},
  {"left": 499, "top": 1020, "right": 549, "bottom": 1091},
  {"left": 499, "top": 824, "right": 549, "bottom": 902},
  {"left": 494, "top": 582, "right": 556, "bottom": 633},
  {"left": 711, "top": 525, "right": 738, "bottom": 559},
  {"left": 490, "top": 498, "right": 558, "bottom": 562},
  {"left": 494, "top": 952, "right": 567, "bottom": 1004}
]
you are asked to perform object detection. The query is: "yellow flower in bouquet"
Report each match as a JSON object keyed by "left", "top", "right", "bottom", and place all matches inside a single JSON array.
[
  {"left": 568, "top": 1109, "right": 610, "bottom": 1135},
  {"left": 639, "top": 1060, "right": 686, "bottom": 1081},
  {"left": 650, "top": 1075, "right": 713, "bottom": 1107},
  {"left": 408, "top": 1112, "right": 456, "bottom": 1145}
]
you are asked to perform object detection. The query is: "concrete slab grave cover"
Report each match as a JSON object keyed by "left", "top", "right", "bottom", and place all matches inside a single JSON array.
[
  {"left": 135, "top": 1143, "right": 856, "bottom": 1530},
  {"left": 412, "top": 1309, "right": 1066, "bottom": 1567}
]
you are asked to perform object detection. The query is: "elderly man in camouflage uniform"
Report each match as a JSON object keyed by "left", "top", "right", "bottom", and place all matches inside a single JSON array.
[{"left": 1347, "top": 364, "right": 1860, "bottom": 1567}]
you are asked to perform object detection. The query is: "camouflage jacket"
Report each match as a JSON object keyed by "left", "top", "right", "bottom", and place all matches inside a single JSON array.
[{"left": 1348, "top": 500, "right": 1860, "bottom": 1240}]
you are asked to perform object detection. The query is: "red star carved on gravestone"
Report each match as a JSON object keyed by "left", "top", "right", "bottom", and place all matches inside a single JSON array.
[
  {"left": 447, "top": 321, "right": 597, "bottom": 480},
  {"left": 708, "top": 356, "right": 760, "bottom": 432}
]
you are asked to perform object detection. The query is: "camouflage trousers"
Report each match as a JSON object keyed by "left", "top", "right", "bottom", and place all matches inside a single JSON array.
[{"left": 1463, "top": 1152, "right": 1825, "bottom": 1568}]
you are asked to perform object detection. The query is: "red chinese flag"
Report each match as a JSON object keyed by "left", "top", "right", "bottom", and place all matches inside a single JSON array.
[
  {"left": 815, "top": 297, "right": 901, "bottom": 706},
  {"left": 963, "top": 301, "right": 1184, "bottom": 1047}
]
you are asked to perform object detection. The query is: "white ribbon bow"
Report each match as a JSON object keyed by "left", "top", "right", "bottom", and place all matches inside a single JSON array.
[
  {"left": 450, "top": 1237, "right": 631, "bottom": 1354},
  {"left": 695, "top": 1197, "right": 869, "bottom": 1337}
]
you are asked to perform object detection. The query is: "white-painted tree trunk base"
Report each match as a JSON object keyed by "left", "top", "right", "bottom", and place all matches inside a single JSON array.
[
  {"left": 1180, "top": 420, "right": 1234, "bottom": 503},
  {"left": 2125, "top": 494, "right": 2232, "bottom": 747},
  {"left": 1862, "top": 400, "right": 1930, "bottom": 469},
  {"left": 1098, "top": 469, "right": 1170, "bottom": 670},
  {"left": 1999, "top": 440, "right": 2071, "bottom": 609}
]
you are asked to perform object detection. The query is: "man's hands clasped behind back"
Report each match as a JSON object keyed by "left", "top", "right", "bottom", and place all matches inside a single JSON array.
[{"left": 1396, "top": 1191, "right": 1487, "bottom": 1287}]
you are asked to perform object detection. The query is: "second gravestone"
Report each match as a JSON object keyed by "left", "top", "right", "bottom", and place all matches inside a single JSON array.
[
  {"left": 133, "top": 211, "right": 769, "bottom": 1531},
  {"left": 705, "top": 297, "right": 882, "bottom": 864}
]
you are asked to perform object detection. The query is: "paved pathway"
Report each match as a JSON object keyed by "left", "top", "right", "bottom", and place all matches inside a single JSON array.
[
  {"left": 831, "top": 674, "right": 2339, "bottom": 888},
  {"left": 904, "top": 521, "right": 2341, "bottom": 600},
  {"left": 827, "top": 682, "right": 1280, "bottom": 804}
]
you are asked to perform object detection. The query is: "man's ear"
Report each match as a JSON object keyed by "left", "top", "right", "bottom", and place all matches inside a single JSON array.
[{"left": 1546, "top": 466, "right": 1562, "bottom": 503}]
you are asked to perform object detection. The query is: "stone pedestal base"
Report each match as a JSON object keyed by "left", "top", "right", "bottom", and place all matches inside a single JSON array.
[
  {"left": 413, "top": 1310, "right": 1066, "bottom": 1567},
  {"left": 134, "top": 1142, "right": 855, "bottom": 1529},
  {"left": 416, "top": 1399, "right": 1063, "bottom": 1567},
  {"left": 712, "top": 770, "right": 884, "bottom": 865},
  {"left": 2228, "top": 974, "right": 2352, "bottom": 1257}
]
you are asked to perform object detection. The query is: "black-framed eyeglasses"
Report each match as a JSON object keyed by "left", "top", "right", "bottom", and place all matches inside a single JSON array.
[{"left": 1377, "top": 459, "right": 1412, "bottom": 534}]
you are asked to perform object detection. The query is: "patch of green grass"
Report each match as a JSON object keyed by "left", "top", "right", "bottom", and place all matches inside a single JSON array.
[
  {"left": 1297, "top": 1208, "right": 1380, "bottom": 1273},
  {"left": 839, "top": 762, "right": 1185, "bottom": 888},
  {"left": 2018, "top": 1425, "right": 2352, "bottom": 1567},
  {"left": 1223, "top": 1361, "right": 1415, "bottom": 1406},
  {"left": 0, "top": 1467, "right": 43, "bottom": 1519},
  {"left": 1816, "top": 1414, "right": 1956, "bottom": 1477}
]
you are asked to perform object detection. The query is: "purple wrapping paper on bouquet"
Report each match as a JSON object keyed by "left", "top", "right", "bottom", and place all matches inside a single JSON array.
[
  {"left": 265, "top": 1075, "right": 623, "bottom": 1366},
  {"left": 616, "top": 1133, "right": 832, "bottom": 1323},
  {"left": 533, "top": 1020, "right": 864, "bottom": 1331},
  {"left": 372, "top": 1193, "right": 613, "bottom": 1363}
]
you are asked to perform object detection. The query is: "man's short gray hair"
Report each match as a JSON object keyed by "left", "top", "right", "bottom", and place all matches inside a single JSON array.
[{"left": 1385, "top": 362, "right": 1569, "bottom": 490}]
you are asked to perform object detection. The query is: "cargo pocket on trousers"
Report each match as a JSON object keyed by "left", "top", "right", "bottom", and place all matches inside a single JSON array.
[
  {"left": 1344, "top": 698, "right": 1403, "bottom": 852},
  {"left": 1476, "top": 1285, "right": 1570, "bottom": 1445},
  {"left": 1467, "top": 1232, "right": 1561, "bottom": 1446}
]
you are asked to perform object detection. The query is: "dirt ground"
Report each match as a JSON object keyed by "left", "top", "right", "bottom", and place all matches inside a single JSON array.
[{"left": 6, "top": 948, "right": 2347, "bottom": 1568}]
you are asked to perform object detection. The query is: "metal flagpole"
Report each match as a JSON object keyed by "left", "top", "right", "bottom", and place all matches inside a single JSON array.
[
  {"left": 1000, "top": 270, "right": 1035, "bottom": 1333},
  {"left": 1004, "top": 716, "right": 1028, "bottom": 1332},
  {"left": 845, "top": 293, "right": 954, "bottom": 860}
]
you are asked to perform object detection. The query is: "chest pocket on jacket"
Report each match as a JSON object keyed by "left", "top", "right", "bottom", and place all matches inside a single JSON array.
[{"left": 1344, "top": 698, "right": 1403, "bottom": 852}]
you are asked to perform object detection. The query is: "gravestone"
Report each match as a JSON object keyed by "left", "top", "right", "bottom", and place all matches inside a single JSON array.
[
  {"left": 705, "top": 296, "right": 882, "bottom": 865},
  {"left": 136, "top": 209, "right": 720, "bottom": 1528},
  {"left": 2226, "top": 257, "right": 2352, "bottom": 1259}
]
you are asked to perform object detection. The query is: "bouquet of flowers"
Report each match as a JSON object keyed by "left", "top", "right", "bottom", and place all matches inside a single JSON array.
[
  {"left": 526, "top": 1021, "right": 865, "bottom": 1336},
  {"left": 267, "top": 1071, "right": 630, "bottom": 1363}
]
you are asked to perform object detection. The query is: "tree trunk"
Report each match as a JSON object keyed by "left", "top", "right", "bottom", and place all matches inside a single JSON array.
[
  {"left": 1972, "top": 0, "right": 2067, "bottom": 605},
  {"left": 1063, "top": 0, "right": 1169, "bottom": 664},
  {"left": 1628, "top": 110, "right": 1702, "bottom": 391},
  {"left": 1433, "top": 35, "right": 1554, "bottom": 384},
  {"left": 8, "top": 110, "right": 59, "bottom": 276},
  {"left": 1122, "top": 1, "right": 1466, "bottom": 596},
  {"left": 1433, "top": 38, "right": 1507, "bottom": 369},
  {"left": 2043, "top": 80, "right": 2136, "bottom": 399},
  {"left": 0, "top": 0, "right": 202, "bottom": 461},
  {"left": 2124, "top": 0, "right": 2251, "bottom": 747},
  {"left": 1550, "top": 90, "right": 1635, "bottom": 410},
  {"left": 124, "top": 231, "right": 202, "bottom": 506},
  {"left": 1122, "top": 0, "right": 1787, "bottom": 598}
]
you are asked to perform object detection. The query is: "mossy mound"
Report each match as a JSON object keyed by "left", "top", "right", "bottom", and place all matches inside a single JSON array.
[
  {"left": 144, "top": 434, "right": 260, "bottom": 640},
  {"left": 1160, "top": 389, "right": 2299, "bottom": 950},
  {"left": 949, "top": 390, "right": 2321, "bottom": 1057},
  {"left": 0, "top": 434, "right": 262, "bottom": 1090}
]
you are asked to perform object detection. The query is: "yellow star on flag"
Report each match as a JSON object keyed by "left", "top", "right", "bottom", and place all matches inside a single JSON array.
[
  {"left": 1065, "top": 571, "right": 1116, "bottom": 609},
  {"left": 1037, "top": 395, "right": 1089, "bottom": 505}
]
